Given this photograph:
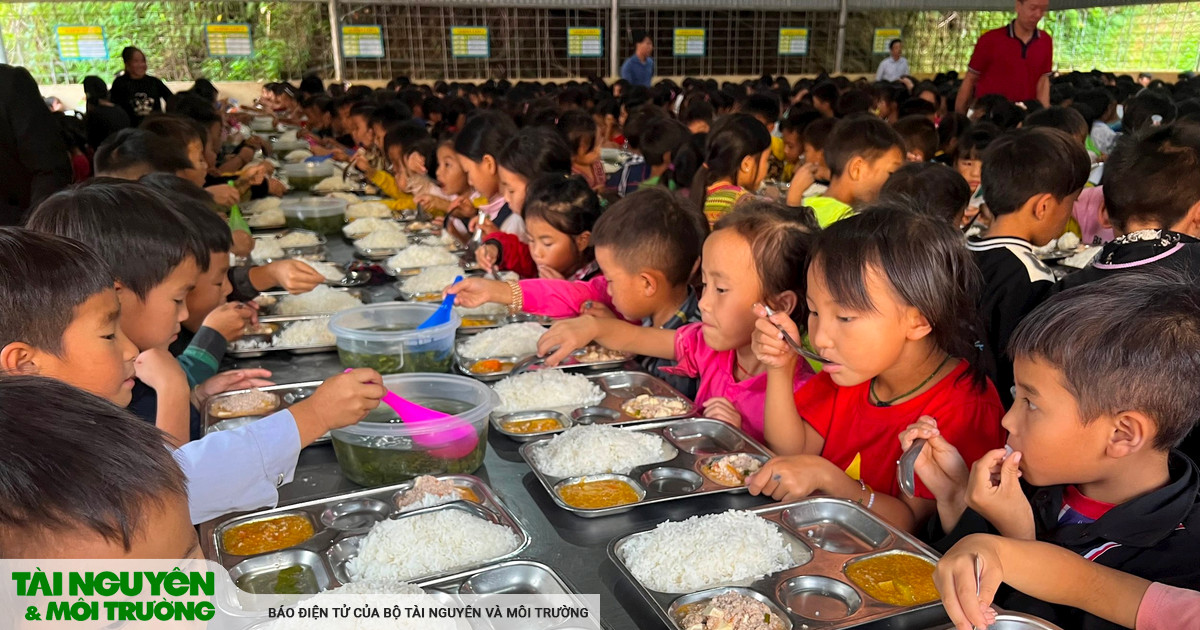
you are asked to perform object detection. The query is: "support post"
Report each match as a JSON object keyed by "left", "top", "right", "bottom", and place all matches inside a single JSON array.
[
  {"left": 328, "top": 0, "right": 344, "bottom": 82},
  {"left": 834, "top": 0, "right": 848, "bottom": 74},
  {"left": 609, "top": 0, "right": 619, "bottom": 80},
  {"left": 0, "top": 21, "right": 8, "bottom": 65}
]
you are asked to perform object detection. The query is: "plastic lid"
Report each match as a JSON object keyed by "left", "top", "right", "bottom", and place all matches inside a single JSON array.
[
  {"left": 329, "top": 303, "right": 461, "bottom": 344},
  {"left": 282, "top": 161, "right": 333, "bottom": 176},
  {"left": 281, "top": 197, "right": 347, "bottom": 217}
]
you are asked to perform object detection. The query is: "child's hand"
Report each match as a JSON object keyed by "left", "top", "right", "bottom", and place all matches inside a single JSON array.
[
  {"left": 289, "top": 369, "right": 386, "bottom": 445},
  {"left": 264, "top": 260, "right": 325, "bottom": 294},
  {"left": 786, "top": 163, "right": 817, "bottom": 207},
  {"left": 444, "top": 277, "right": 510, "bottom": 308},
  {"left": 331, "top": 148, "right": 351, "bottom": 162},
  {"left": 353, "top": 152, "right": 374, "bottom": 176},
  {"left": 193, "top": 369, "right": 274, "bottom": 407},
  {"left": 537, "top": 316, "right": 599, "bottom": 366},
  {"left": 702, "top": 397, "right": 742, "bottom": 429},
  {"left": 474, "top": 243, "right": 500, "bottom": 273},
  {"left": 745, "top": 455, "right": 833, "bottom": 502},
  {"left": 207, "top": 184, "right": 241, "bottom": 207},
  {"left": 536, "top": 264, "right": 564, "bottom": 280},
  {"left": 231, "top": 230, "right": 254, "bottom": 258},
  {"left": 448, "top": 196, "right": 476, "bottom": 220},
  {"left": 898, "top": 416, "right": 970, "bottom": 502},
  {"left": 750, "top": 303, "right": 800, "bottom": 371},
  {"left": 933, "top": 535, "right": 1004, "bottom": 630},
  {"left": 966, "top": 448, "right": 1035, "bottom": 539},
  {"left": 580, "top": 300, "right": 615, "bottom": 320},
  {"left": 469, "top": 214, "right": 499, "bottom": 236},
  {"left": 203, "top": 301, "right": 259, "bottom": 342},
  {"left": 416, "top": 194, "right": 449, "bottom": 215},
  {"left": 134, "top": 348, "right": 188, "bottom": 396},
  {"left": 267, "top": 178, "right": 288, "bottom": 196}
]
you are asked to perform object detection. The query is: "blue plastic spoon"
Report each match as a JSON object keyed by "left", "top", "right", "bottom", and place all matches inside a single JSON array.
[{"left": 417, "top": 276, "right": 462, "bottom": 329}]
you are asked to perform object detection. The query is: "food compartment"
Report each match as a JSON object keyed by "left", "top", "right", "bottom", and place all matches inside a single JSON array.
[
  {"left": 326, "top": 535, "right": 363, "bottom": 584},
  {"left": 229, "top": 549, "right": 333, "bottom": 595},
  {"left": 554, "top": 474, "right": 646, "bottom": 511},
  {"left": 593, "top": 371, "right": 668, "bottom": 398},
  {"left": 319, "top": 498, "right": 393, "bottom": 531},
  {"left": 781, "top": 499, "right": 893, "bottom": 554},
  {"left": 459, "top": 563, "right": 571, "bottom": 595},
  {"left": 217, "top": 511, "right": 318, "bottom": 557},
  {"left": 664, "top": 419, "right": 750, "bottom": 454},
  {"left": 570, "top": 406, "right": 620, "bottom": 425},
  {"left": 843, "top": 550, "right": 939, "bottom": 608},
  {"left": 929, "top": 613, "right": 1065, "bottom": 630},
  {"left": 668, "top": 587, "right": 792, "bottom": 630},
  {"left": 776, "top": 576, "right": 863, "bottom": 621},
  {"left": 494, "top": 410, "right": 571, "bottom": 437},
  {"left": 639, "top": 467, "right": 703, "bottom": 495},
  {"left": 696, "top": 453, "right": 768, "bottom": 487}
]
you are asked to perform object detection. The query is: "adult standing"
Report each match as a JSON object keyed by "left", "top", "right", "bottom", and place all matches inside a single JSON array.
[
  {"left": 82, "top": 75, "right": 131, "bottom": 151},
  {"left": 875, "top": 39, "right": 909, "bottom": 82},
  {"left": 0, "top": 65, "right": 71, "bottom": 225},
  {"left": 620, "top": 30, "right": 655, "bottom": 88},
  {"left": 955, "top": 0, "right": 1052, "bottom": 114},
  {"left": 109, "top": 46, "right": 173, "bottom": 126}
]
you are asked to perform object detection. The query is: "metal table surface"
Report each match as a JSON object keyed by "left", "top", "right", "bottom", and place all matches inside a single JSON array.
[{"left": 222, "top": 225, "right": 955, "bottom": 630}]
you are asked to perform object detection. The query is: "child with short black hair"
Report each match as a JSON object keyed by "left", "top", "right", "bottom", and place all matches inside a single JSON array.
[
  {"left": 680, "top": 99, "right": 714, "bottom": 134},
  {"left": 802, "top": 114, "right": 906, "bottom": 227},
  {"left": 778, "top": 106, "right": 822, "bottom": 184},
  {"left": 477, "top": 174, "right": 602, "bottom": 280},
  {"left": 94, "top": 128, "right": 192, "bottom": 180},
  {"left": 637, "top": 118, "right": 691, "bottom": 191},
  {"left": 784, "top": 116, "right": 836, "bottom": 208},
  {"left": 557, "top": 109, "right": 605, "bottom": 191},
  {"left": 455, "top": 111, "right": 523, "bottom": 236},
  {"left": 905, "top": 271, "right": 1200, "bottom": 628},
  {"left": 967, "top": 127, "right": 1091, "bottom": 408},
  {"left": 879, "top": 161, "right": 972, "bottom": 227},
  {"left": 893, "top": 115, "right": 939, "bottom": 162}
]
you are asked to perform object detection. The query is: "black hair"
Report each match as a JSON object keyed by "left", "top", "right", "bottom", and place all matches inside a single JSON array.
[
  {"left": 1009, "top": 270, "right": 1200, "bottom": 450},
  {"left": 166, "top": 95, "right": 222, "bottom": 129},
  {"left": 667, "top": 132, "right": 707, "bottom": 190},
  {"left": 630, "top": 29, "right": 650, "bottom": 46},
  {"left": 802, "top": 117, "right": 837, "bottom": 152},
  {"left": 368, "top": 102, "right": 412, "bottom": 129},
  {"left": 1101, "top": 121, "right": 1200, "bottom": 231},
  {"left": 347, "top": 102, "right": 377, "bottom": 122},
  {"left": 139, "top": 114, "right": 206, "bottom": 148},
  {"left": 93, "top": 128, "right": 192, "bottom": 177},
  {"left": 639, "top": 118, "right": 690, "bottom": 168},
  {"left": 693, "top": 113, "right": 772, "bottom": 202},
  {"left": 899, "top": 98, "right": 938, "bottom": 119},
  {"left": 952, "top": 122, "right": 1001, "bottom": 162},
  {"left": 592, "top": 187, "right": 704, "bottom": 286},
  {"left": 809, "top": 82, "right": 839, "bottom": 110},
  {"left": 26, "top": 180, "right": 207, "bottom": 299},
  {"left": 120, "top": 46, "right": 143, "bottom": 64},
  {"left": 714, "top": 200, "right": 815, "bottom": 325},
  {"left": 824, "top": 114, "right": 905, "bottom": 177},
  {"left": 1072, "top": 88, "right": 1116, "bottom": 127},
  {"left": 779, "top": 106, "right": 822, "bottom": 137},
  {"left": 621, "top": 104, "right": 666, "bottom": 151},
  {"left": 981, "top": 100, "right": 1027, "bottom": 129},
  {"left": 834, "top": 90, "right": 875, "bottom": 118},
  {"left": 523, "top": 173, "right": 603, "bottom": 248},
  {"left": 812, "top": 201, "right": 988, "bottom": 389},
  {"left": 556, "top": 109, "right": 599, "bottom": 156},
  {"left": 82, "top": 76, "right": 108, "bottom": 103},
  {"left": 680, "top": 99, "right": 714, "bottom": 127},
  {"left": 743, "top": 93, "right": 782, "bottom": 125},
  {"left": 299, "top": 73, "right": 325, "bottom": 96},
  {"left": 138, "top": 173, "right": 233, "bottom": 260},
  {"left": 889, "top": 38, "right": 902, "bottom": 50},
  {"left": 1122, "top": 90, "right": 1177, "bottom": 133},
  {"left": 893, "top": 115, "right": 938, "bottom": 161},
  {"left": 982, "top": 127, "right": 1091, "bottom": 217},
  {"left": 1024, "top": 106, "right": 1089, "bottom": 140},
  {"left": 973, "top": 94, "right": 1010, "bottom": 118},
  {"left": 190, "top": 78, "right": 218, "bottom": 103},
  {"left": 382, "top": 120, "right": 430, "bottom": 156},
  {"left": 498, "top": 126, "right": 573, "bottom": 181},
  {"left": 879, "top": 162, "right": 971, "bottom": 225},
  {"left": 454, "top": 110, "right": 519, "bottom": 163},
  {"left": 0, "top": 375, "right": 187, "bottom": 554},
  {"left": 0, "top": 228, "right": 115, "bottom": 354}
]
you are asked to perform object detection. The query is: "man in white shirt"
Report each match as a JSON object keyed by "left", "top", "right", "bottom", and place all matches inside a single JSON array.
[{"left": 875, "top": 39, "right": 909, "bottom": 82}]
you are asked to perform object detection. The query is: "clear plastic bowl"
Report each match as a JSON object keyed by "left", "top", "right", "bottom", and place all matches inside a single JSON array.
[
  {"left": 330, "top": 373, "right": 498, "bottom": 486},
  {"left": 250, "top": 116, "right": 275, "bottom": 132},
  {"left": 329, "top": 303, "right": 460, "bottom": 375},
  {"left": 281, "top": 197, "right": 347, "bottom": 235},
  {"left": 272, "top": 139, "right": 310, "bottom": 153},
  {"left": 282, "top": 161, "right": 333, "bottom": 192}
]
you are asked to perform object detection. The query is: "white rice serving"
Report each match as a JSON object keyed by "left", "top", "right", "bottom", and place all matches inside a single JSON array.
[
  {"left": 492, "top": 370, "right": 605, "bottom": 414},
  {"left": 355, "top": 230, "right": 410, "bottom": 250},
  {"left": 455, "top": 302, "right": 508, "bottom": 317},
  {"left": 401, "top": 265, "right": 464, "bottom": 296},
  {"left": 457, "top": 322, "right": 546, "bottom": 360},
  {"left": 347, "top": 509, "right": 520, "bottom": 582},
  {"left": 621, "top": 510, "right": 799, "bottom": 593},
  {"left": 245, "top": 197, "right": 282, "bottom": 214},
  {"left": 418, "top": 232, "right": 457, "bottom": 248},
  {"left": 247, "top": 207, "right": 284, "bottom": 228},
  {"left": 529, "top": 424, "right": 670, "bottom": 478},
  {"left": 284, "top": 149, "right": 313, "bottom": 163},
  {"left": 275, "top": 318, "right": 335, "bottom": 346},
  {"left": 386, "top": 245, "right": 458, "bottom": 270},
  {"left": 327, "top": 192, "right": 360, "bottom": 203},
  {"left": 251, "top": 238, "right": 285, "bottom": 263},
  {"left": 298, "top": 259, "right": 345, "bottom": 281},
  {"left": 313, "top": 175, "right": 354, "bottom": 192},
  {"left": 343, "top": 217, "right": 403, "bottom": 239},
  {"left": 345, "top": 201, "right": 392, "bottom": 220},
  {"left": 275, "top": 231, "right": 322, "bottom": 248},
  {"left": 276, "top": 285, "right": 363, "bottom": 316}
]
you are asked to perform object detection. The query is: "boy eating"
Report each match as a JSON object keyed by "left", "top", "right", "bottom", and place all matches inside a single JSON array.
[{"left": 801, "top": 114, "right": 905, "bottom": 227}]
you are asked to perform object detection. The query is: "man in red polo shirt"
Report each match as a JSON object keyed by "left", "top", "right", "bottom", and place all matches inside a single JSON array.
[{"left": 955, "top": 0, "right": 1053, "bottom": 114}]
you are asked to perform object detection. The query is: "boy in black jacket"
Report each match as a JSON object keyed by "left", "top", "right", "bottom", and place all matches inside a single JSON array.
[{"left": 901, "top": 271, "right": 1200, "bottom": 630}]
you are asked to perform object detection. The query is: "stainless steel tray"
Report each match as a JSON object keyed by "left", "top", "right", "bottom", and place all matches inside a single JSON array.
[
  {"left": 203, "top": 381, "right": 329, "bottom": 444},
  {"left": 456, "top": 346, "right": 634, "bottom": 383},
  {"left": 254, "top": 229, "right": 327, "bottom": 258},
  {"left": 520, "top": 418, "right": 774, "bottom": 517},
  {"left": 927, "top": 613, "right": 1063, "bottom": 630},
  {"left": 255, "top": 287, "right": 367, "bottom": 322},
  {"left": 491, "top": 370, "right": 695, "bottom": 442},
  {"left": 456, "top": 311, "right": 553, "bottom": 334},
  {"left": 354, "top": 242, "right": 408, "bottom": 261},
  {"left": 225, "top": 315, "right": 336, "bottom": 358},
  {"left": 202, "top": 475, "right": 530, "bottom": 593},
  {"left": 609, "top": 498, "right": 943, "bottom": 630}
]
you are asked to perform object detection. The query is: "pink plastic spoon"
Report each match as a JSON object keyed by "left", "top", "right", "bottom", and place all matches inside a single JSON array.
[{"left": 345, "top": 369, "right": 480, "bottom": 459}]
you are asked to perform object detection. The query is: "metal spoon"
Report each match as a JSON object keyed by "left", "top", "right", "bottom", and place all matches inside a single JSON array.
[
  {"left": 972, "top": 554, "right": 984, "bottom": 630},
  {"left": 509, "top": 354, "right": 546, "bottom": 376},
  {"left": 897, "top": 438, "right": 926, "bottom": 498},
  {"left": 336, "top": 268, "right": 371, "bottom": 287},
  {"left": 759, "top": 304, "right": 833, "bottom": 365}
]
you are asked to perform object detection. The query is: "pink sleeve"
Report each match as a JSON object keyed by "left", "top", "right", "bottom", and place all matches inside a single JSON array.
[
  {"left": 520, "top": 275, "right": 612, "bottom": 318},
  {"left": 1137, "top": 582, "right": 1200, "bottom": 630},
  {"left": 662, "top": 323, "right": 704, "bottom": 378}
]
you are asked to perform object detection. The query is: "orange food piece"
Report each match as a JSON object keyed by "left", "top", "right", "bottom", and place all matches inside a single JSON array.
[
  {"left": 461, "top": 318, "right": 495, "bottom": 327},
  {"left": 845, "top": 553, "right": 938, "bottom": 606},
  {"left": 222, "top": 515, "right": 315, "bottom": 556},
  {"left": 456, "top": 487, "right": 480, "bottom": 503},
  {"left": 557, "top": 479, "right": 641, "bottom": 509},
  {"left": 501, "top": 417, "right": 562, "bottom": 434}
]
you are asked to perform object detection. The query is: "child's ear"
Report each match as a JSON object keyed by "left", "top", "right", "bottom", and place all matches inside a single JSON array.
[
  {"left": 639, "top": 270, "right": 658, "bottom": 297},
  {"left": 1179, "top": 199, "right": 1200, "bottom": 235},
  {"left": 845, "top": 156, "right": 865, "bottom": 182},
  {"left": 0, "top": 343, "right": 41, "bottom": 375},
  {"left": 766, "top": 290, "right": 799, "bottom": 317},
  {"left": 740, "top": 154, "right": 757, "bottom": 175},
  {"left": 1105, "top": 410, "right": 1155, "bottom": 459},
  {"left": 1025, "top": 193, "right": 1052, "bottom": 222},
  {"left": 904, "top": 306, "right": 933, "bottom": 341},
  {"left": 574, "top": 231, "right": 592, "bottom": 253},
  {"left": 481, "top": 154, "right": 497, "bottom": 175}
]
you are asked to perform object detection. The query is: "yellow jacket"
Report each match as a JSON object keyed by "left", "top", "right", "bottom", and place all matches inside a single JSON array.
[{"left": 368, "top": 170, "right": 416, "bottom": 211}]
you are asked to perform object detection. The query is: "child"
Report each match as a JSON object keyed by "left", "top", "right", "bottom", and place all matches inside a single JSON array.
[
  {"left": 749, "top": 202, "right": 1004, "bottom": 533},
  {"left": 680, "top": 99, "right": 714, "bottom": 134},
  {"left": 477, "top": 174, "right": 602, "bottom": 280},
  {"left": 423, "top": 135, "right": 482, "bottom": 241},
  {"left": 905, "top": 272, "right": 1200, "bottom": 628},
  {"left": 1056, "top": 122, "right": 1200, "bottom": 294},
  {"left": 94, "top": 128, "right": 192, "bottom": 181},
  {"left": 953, "top": 122, "right": 1000, "bottom": 229},
  {"left": 893, "top": 115, "right": 939, "bottom": 162},
  {"left": 692, "top": 113, "right": 772, "bottom": 228},
  {"left": 743, "top": 93, "right": 787, "bottom": 180},
  {"left": 454, "top": 111, "right": 523, "bottom": 236},
  {"left": 536, "top": 200, "right": 814, "bottom": 442},
  {"left": 777, "top": 107, "right": 822, "bottom": 183},
  {"left": 966, "top": 127, "right": 1090, "bottom": 408},
  {"left": 496, "top": 126, "right": 573, "bottom": 215},
  {"left": 785, "top": 117, "right": 836, "bottom": 207},
  {"left": 557, "top": 109, "right": 605, "bottom": 191},
  {"left": 356, "top": 121, "right": 439, "bottom": 210},
  {"left": 802, "top": 114, "right": 906, "bottom": 228},
  {"left": 935, "top": 534, "right": 1199, "bottom": 630},
  {"left": 448, "top": 187, "right": 704, "bottom": 397},
  {"left": 0, "top": 228, "right": 386, "bottom": 525},
  {"left": 878, "top": 161, "right": 972, "bottom": 227},
  {"left": 637, "top": 118, "right": 690, "bottom": 191}
]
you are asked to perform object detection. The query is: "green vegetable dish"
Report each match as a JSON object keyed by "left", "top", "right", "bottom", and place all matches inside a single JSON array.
[
  {"left": 287, "top": 175, "right": 325, "bottom": 192},
  {"left": 337, "top": 348, "right": 452, "bottom": 374},
  {"left": 285, "top": 213, "right": 344, "bottom": 235},
  {"left": 235, "top": 565, "right": 319, "bottom": 595}
]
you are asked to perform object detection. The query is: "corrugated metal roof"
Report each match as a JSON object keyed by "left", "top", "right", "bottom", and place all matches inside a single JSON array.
[{"left": 9, "top": 0, "right": 1183, "bottom": 10}]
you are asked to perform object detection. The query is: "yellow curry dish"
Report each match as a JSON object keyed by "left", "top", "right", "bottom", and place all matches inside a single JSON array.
[
  {"left": 845, "top": 552, "right": 939, "bottom": 607},
  {"left": 221, "top": 514, "right": 315, "bottom": 556},
  {"left": 557, "top": 478, "right": 642, "bottom": 510}
]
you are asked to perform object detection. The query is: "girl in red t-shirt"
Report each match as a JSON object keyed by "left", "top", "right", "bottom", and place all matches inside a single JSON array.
[{"left": 749, "top": 201, "right": 1005, "bottom": 534}]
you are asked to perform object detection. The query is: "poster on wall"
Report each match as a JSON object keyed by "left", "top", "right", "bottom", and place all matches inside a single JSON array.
[
  {"left": 778, "top": 28, "right": 810, "bottom": 56},
  {"left": 567, "top": 27, "right": 603, "bottom": 57},
  {"left": 55, "top": 25, "right": 107, "bottom": 61},
  {"left": 342, "top": 25, "right": 384, "bottom": 58},
  {"left": 450, "top": 26, "right": 490, "bottom": 58},
  {"left": 873, "top": 28, "right": 903, "bottom": 54},
  {"left": 673, "top": 28, "right": 706, "bottom": 57},
  {"left": 205, "top": 23, "right": 253, "bottom": 57}
]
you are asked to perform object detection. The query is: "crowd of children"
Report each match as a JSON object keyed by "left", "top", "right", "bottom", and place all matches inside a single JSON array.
[{"left": 3, "top": 63, "right": 1200, "bottom": 629}]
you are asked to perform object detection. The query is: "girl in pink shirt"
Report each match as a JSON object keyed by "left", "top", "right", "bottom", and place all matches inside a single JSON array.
[{"left": 536, "top": 199, "right": 815, "bottom": 443}]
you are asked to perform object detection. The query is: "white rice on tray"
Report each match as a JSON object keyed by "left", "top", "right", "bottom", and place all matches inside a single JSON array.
[
  {"left": 326, "top": 192, "right": 361, "bottom": 204},
  {"left": 622, "top": 510, "right": 799, "bottom": 593},
  {"left": 401, "top": 264, "right": 463, "bottom": 296},
  {"left": 345, "top": 201, "right": 393, "bottom": 220},
  {"left": 455, "top": 302, "right": 508, "bottom": 317},
  {"left": 348, "top": 509, "right": 520, "bottom": 582},
  {"left": 355, "top": 230, "right": 410, "bottom": 250},
  {"left": 343, "top": 217, "right": 403, "bottom": 239},
  {"left": 418, "top": 232, "right": 457, "bottom": 248},
  {"left": 247, "top": 207, "right": 284, "bottom": 228},
  {"left": 275, "top": 318, "right": 335, "bottom": 347},
  {"left": 457, "top": 322, "right": 546, "bottom": 360},
  {"left": 530, "top": 424, "right": 669, "bottom": 478},
  {"left": 251, "top": 239, "right": 285, "bottom": 263},
  {"left": 275, "top": 231, "right": 322, "bottom": 248},
  {"left": 245, "top": 197, "right": 282, "bottom": 214},
  {"left": 386, "top": 245, "right": 458, "bottom": 270},
  {"left": 492, "top": 370, "right": 605, "bottom": 414},
  {"left": 276, "top": 285, "right": 363, "bottom": 316},
  {"left": 313, "top": 175, "right": 355, "bottom": 192},
  {"left": 298, "top": 259, "right": 345, "bottom": 281}
]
